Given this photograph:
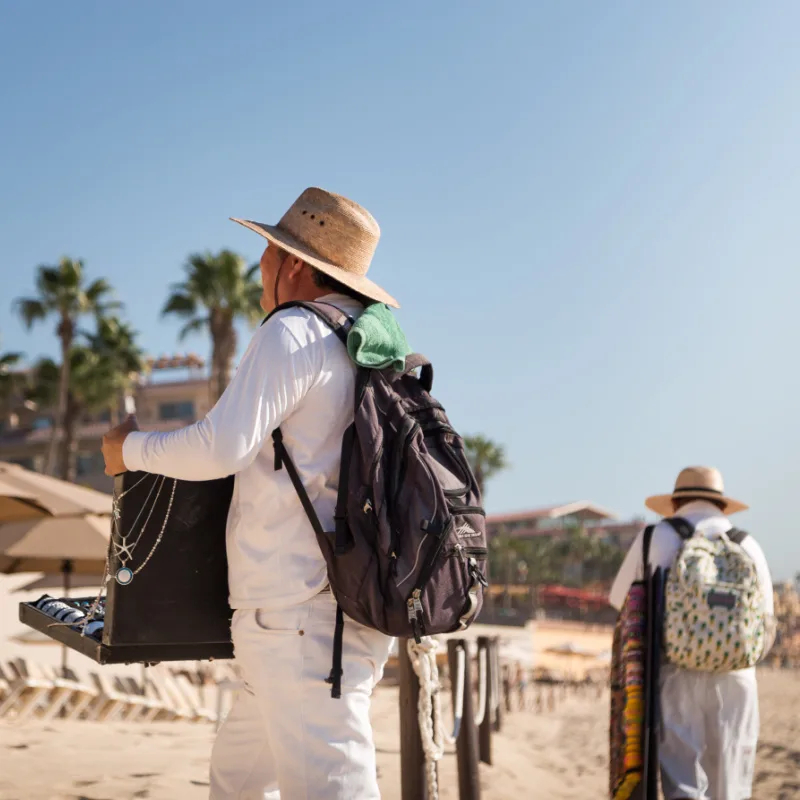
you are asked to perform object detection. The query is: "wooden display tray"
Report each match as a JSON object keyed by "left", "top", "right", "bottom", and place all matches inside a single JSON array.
[
  {"left": 18, "top": 471, "right": 236, "bottom": 665},
  {"left": 19, "top": 598, "right": 233, "bottom": 664}
]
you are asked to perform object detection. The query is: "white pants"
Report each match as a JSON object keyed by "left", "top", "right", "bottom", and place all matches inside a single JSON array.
[
  {"left": 659, "top": 666, "right": 759, "bottom": 800},
  {"left": 210, "top": 590, "right": 393, "bottom": 800}
]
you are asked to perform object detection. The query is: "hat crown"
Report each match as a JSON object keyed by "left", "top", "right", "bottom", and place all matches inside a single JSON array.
[
  {"left": 277, "top": 187, "right": 380, "bottom": 277},
  {"left": 673, "top": 466, "right": 725, "bottom": 495}
]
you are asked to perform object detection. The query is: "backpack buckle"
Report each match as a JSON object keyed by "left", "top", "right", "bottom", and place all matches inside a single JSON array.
[{"left": 407, "top": 591, "right": 424, "bottom": 644}]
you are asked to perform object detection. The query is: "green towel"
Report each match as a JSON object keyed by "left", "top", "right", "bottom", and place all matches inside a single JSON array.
[{"left": 347, "top": 303, "right": 411, "bottom": 371}]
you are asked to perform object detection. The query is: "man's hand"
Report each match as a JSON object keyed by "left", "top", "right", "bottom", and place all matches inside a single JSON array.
[{"left": 102, "top": 415, "right": 140, "bottom": 476}]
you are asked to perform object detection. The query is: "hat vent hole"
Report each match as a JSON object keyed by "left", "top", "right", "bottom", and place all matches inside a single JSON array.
[
  {"left": 301, "top": 210, "right": 307, "bottom": 215},
  {"left": 310, "top": 214, "right": 315, "bottom": 220},
  {"left": 319, "top": 220, "right": 325, "bottom": 226}
]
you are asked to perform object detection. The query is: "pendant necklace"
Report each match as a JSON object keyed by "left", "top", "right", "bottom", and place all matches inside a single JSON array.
[{"left": 110, "top": 474, "right": 177, "bottom": 585}]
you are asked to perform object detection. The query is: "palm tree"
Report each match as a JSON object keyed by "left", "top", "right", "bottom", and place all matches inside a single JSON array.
[
  {"left": 0, "top": 346, "right": 25, "bottom": 420},
  {"left": 27, "top": 316, "right": 143, "bottom": 479},
  {"left": 14, "top": 258, "right": 118, "bottom": 476},
  {"left": 85, "top": 316, "right": 144, "bottom": 425},
  {"left": 162, "top": 250, "right": 262, "bottom": 404},
  {"left": 489, "top": 527, "right": 526, "bottom": 609},
  {"left": 28, "top": 346, "right": 122, "bottom": 481},
  {"left": 464, "top": 435, "right": 508, "bottom": 498}
]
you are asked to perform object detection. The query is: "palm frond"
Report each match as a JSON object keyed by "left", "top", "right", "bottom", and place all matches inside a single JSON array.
[
  {"left": 178, "top": 316, "right": 210, "bottom": 341},
  {"left": 14, "top": 298, "right": 48, "bottom": 330},
  {"left": 245, "top": 262, "right": 261, "bottom": 281},
  {"left": 162, "top": 292, "right": 198, "bottom": 318},
  {"left": 0, "top": 351, "right": 23, "bottom": 371}
]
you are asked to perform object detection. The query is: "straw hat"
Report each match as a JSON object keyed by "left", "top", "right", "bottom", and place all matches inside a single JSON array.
[
  {"left": 645, "top": 466, "right": 748, "bottom": 517},
  {"left": 230, "top": 187, "right": 398, "bottom": 308}
]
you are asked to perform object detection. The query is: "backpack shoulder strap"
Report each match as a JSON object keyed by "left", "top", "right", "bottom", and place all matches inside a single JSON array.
[
  {"left": 663, "top": 516, "right": 695, "bottom": 540},
  {"left": 265, "top": 301, "right": 357, "bottom": 555},
  {"left": 642, "top": 524, "right": 655, "bottom": 566},
  {"left": 727, "top": 528, "right": 749, "bottom": 545},
  {"left": 261, "top": 300, "right": 353, "bottom": 346},
  {"left": 400, "top": 353, "right": 434, "bottom": 392}
]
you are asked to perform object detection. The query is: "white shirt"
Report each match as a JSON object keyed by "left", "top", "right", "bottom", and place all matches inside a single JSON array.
[
  {"left": 123, "top": 294, "right": 363, "bottom": 610},
  {"left": 608, "top": 499, "right": 774, "bottom": 678}
]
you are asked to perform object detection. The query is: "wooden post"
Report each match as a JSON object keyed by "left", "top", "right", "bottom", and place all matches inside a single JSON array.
[
  {"left": 477, "top": 636, "right": 492, "bottom": 765},
  {"left": 399, "top": 638, "right": 430, "bottom": 800},
  {"left": 490, "top": 638, "right": 502, "bottom": 733},
  {"left": 448, "top": 640, "right": 480, "bottom": 800},
  {"left": 60, "top": 559, "right": 73, "bottom": 679},
  {"left": 502, "top": 664, "right": 512, "bottom": 713}
]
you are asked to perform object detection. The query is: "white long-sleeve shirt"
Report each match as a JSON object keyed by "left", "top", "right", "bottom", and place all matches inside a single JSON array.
[{"left": 122, "top": 293, "right": 363, "bottom": 610}]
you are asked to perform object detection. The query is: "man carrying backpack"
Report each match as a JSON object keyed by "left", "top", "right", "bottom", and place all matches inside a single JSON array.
[
  {"left": 609, "top": 466, "right": 775, "bottom": 800},
  {"left": 101, "top": 188, "right": 404, "bottom": 799}
]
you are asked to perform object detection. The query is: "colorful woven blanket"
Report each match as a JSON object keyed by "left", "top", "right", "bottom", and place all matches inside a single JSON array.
[{"left": 609, "top": 581, "right": 647, "bottom": 799}]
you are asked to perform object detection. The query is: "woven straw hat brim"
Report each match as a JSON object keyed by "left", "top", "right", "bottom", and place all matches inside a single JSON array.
[
  {"left": 645, "top": 491, "right": 749, "bottom": 517},
  {"left": 230, "top": 217, "right": 399, "bottom": 308}
]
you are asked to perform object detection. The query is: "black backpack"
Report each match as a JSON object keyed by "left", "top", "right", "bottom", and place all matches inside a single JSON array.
[{"left": 265, "top": 302, "right": 489, "bottom": 697}]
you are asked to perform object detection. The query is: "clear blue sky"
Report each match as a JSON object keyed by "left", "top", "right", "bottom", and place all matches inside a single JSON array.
[{"left": 2, "top": 3, "right": 799, "bottom": 579}]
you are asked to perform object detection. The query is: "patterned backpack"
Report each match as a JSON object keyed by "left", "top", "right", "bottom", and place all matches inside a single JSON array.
[
  {"left": 662, "top": 518, "right": 767, "bottom": 672},
  {"left": 264, "top": 301, "right": 489, "bottom": 698}
]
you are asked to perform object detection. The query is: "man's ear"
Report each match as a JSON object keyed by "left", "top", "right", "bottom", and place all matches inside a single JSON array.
[{"left": 287, "top": 257, "right": 307, "bottom": 280}]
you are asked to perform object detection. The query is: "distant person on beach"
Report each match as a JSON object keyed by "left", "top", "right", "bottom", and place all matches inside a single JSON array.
[
  {"left": 514, "top": 661, "right": 528, "bottom": 710},
  {"left": 609, "top": 467, "right": 775, "bottom": 800},
  {"left": 101, "top": 188, "right": 400, "bottom": 799}
]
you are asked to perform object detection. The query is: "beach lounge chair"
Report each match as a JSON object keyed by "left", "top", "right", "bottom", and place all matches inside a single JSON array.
[
  {"left": 171, "top": 671, "right": 217, "bottom": 723},
  {"left": 81, "top": 670, "right": 147, "bottom": 722},
  {"left": 18, "top": 660, "right": 97, "bottom": 722},
  {"left": 116, "top": 675, "right": 166, "bottom": 722},
  {"left": 146, "top": 668, "right": 193, "bottom": 721},
  {"left": 0, "top": 658, "right": 54, "bottom": 722}
]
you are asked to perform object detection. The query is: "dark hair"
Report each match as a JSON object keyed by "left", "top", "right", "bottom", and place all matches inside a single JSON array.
[
  {"left": 673, "top": 496, "right": 727, "bottom": 513},
  {"left": 311, "top": 267, "right": 371, "bottom": 305}
]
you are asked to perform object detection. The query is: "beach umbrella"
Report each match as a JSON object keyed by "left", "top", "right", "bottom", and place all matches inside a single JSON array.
[
  {"left": 0, "top": 514, "right": 111, "bottom": 674},
  {"left": 0, "top": 464, "right": 112, "bottom": 674},
  {"left": 11, "top": 572, "right": 100, "bottom": 593},
  {"left": 0, "top": 461, "right": 111, "bottom": 517},
  {"left": 0, "top": 475, "right": 49, "bottom": 522},
  {"left": 0, "top": 514, "right": 110, "bottom": 590}
]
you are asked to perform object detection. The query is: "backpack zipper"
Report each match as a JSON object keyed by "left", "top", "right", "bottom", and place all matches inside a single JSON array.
[
  {"left": 448, "top": 505, "right": 486, "bottom": 516},
  {"left": 390, "top": 419, "right": 419, "bottom": 563},
  {"left": 450, "top": 544, "right": 488, "bottom": 559},
  {"left": 452, "top": 545, "right": 489, "bottom": 587},
  {"left": 406, "top": 531, "right": 489, "bottom": 642},
  {"left": 406, "top": 520, "right": 452, "bottom": 642}
]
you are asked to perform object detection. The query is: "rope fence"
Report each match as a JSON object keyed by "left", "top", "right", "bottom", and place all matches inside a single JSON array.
[{"left": 398, "top": 635, "right": 608, "bottom": 800}]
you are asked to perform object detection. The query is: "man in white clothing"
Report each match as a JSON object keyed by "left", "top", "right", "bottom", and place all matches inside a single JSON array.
[
  {"left": 609, "top": 466, "right": 774, "bottom": 800},
  {"left": 101, "top": 188, "right": 398, "bottom": 799}
]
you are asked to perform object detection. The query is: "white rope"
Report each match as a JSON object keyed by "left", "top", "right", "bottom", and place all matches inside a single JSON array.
[
  {"left": 473, "top": 644, "right": 487, "bottom": 726},
  {"left": 407, "top": 638, "right": 444, "bottom": 800},
  {"left": 406, "top": 638, "right": 468, "bottom": 800}
]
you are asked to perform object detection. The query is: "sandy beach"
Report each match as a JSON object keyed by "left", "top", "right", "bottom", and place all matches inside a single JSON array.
[
  {"left": 1, "top": 667, "right": 797, "bottom": 799},
  {"left": 1, "top": 575, "right": 798, "bottom": 799}
]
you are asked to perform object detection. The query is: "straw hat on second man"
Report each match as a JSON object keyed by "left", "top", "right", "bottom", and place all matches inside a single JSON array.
[{"left": 645, "top": 466, "right": 749, "bottom": 517}]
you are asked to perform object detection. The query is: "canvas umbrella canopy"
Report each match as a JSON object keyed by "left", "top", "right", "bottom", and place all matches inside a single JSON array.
[
  {"left": 12, "top": 572, "right": 100, "bottom": 593},
  {"left": 0, "top": 514, "right": 111, "bottom": 674},
  {"left": 0, "top": 476, "right": 49, "bottom": 522},
  {"left": 0, "top": 514, "right": 110, "bottom": 580},
  {"left": 0, "top": 461, "right": 112, "bottom": 517}
]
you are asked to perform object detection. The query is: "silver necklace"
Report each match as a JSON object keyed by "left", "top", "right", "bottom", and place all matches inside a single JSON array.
[
  {"left": 111, "top": 476, "right": 165, "bottom": 581},
  {"left": 110, "top": 475, "right": 177, "bottom": 585}
]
